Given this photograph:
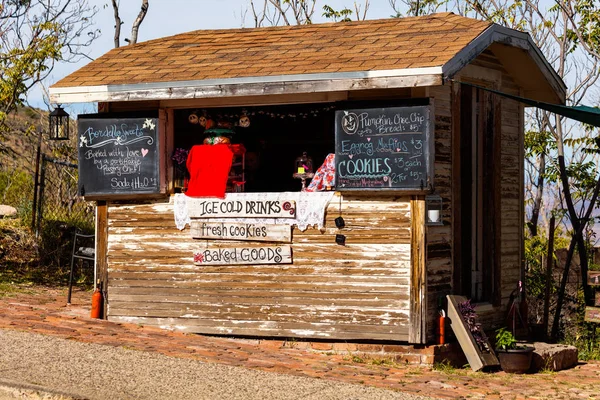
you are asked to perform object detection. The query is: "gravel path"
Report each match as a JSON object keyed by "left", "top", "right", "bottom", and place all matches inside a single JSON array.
[{"left": 0, "top": 329, "right": 432, "bottom": 400}]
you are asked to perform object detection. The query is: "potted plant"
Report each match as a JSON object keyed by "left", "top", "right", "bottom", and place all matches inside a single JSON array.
[{"left": 495, "top": 327, "right": 534, "bottom": 373}]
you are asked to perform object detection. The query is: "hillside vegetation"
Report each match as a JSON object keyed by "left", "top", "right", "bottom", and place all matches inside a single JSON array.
[{"left": 0, "top": 106, "right": 91, "bottom": 286}]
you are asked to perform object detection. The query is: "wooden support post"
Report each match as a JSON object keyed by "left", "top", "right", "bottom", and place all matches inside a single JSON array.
[
  {"left": 409, "top": 196, "right": 427, "bottom": 344},
  {"left": 492, "top": 93, "right": 502, "bottom": 307},
  {"left": 96, "top": 201, "right": 109, "bottom": 319},
  {"left": 543, "top": 216, "right": 556, "bottom": 337},
  {"left": 451, "top": 81, "right": 463, "bottom": 294}
]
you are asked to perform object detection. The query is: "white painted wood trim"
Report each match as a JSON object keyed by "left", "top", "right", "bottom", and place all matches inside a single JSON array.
[
  {"left": 443, "top": 25, "right": 566, "bottom": 102},
  {"left": 49, "top": 68, "right": 443, "bottom": 103}
]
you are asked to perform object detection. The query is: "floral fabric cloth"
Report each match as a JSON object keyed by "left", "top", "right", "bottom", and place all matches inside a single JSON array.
[{"left": 306, "top": 153, "right": 335, "bottom": 192}]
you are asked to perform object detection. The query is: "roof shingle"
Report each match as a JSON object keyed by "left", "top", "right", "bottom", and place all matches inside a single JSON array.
[{"left": 52, "top": 12, "right": 491, "bottom": 88}]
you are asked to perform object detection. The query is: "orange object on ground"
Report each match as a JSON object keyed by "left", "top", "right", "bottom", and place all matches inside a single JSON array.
[
  {"left": 91, "top": 286, "right": 103, "bottom": 319},
  {"left": 438, "top": 313, "right": 446, "bottom": 344}
]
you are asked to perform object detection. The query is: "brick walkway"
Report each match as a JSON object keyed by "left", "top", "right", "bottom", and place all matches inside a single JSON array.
[{"left": 1, "top": 286, "right": 599, "bottom": 400}]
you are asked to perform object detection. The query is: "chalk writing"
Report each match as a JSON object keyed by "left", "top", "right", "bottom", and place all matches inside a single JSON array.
[
  {"left": 335, "top": 106, "right": 431, "bottom": 190},
  {"left": 77, "top": 116, "right": 160, "bottom": 196}
]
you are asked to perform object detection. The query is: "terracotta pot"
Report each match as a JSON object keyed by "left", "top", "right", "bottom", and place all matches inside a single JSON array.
[{"left": 496, "top": 346, "right": 534, "bottom": 373}]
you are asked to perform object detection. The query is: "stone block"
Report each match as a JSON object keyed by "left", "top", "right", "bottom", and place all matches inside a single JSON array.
[
  {"left": 356, "top": 344, "right": 384, "bottom": 352},
  {"left": 0, "top": 205, "right": 17, "bottom": 218},
  {"left": 332, "top": 342, "right": 358, "bottom": 352},
  {"left": 310, "top": 342, "right": 333, "bottom": 351},
  {"left": 391, "top": 354, "right": 422, "bottom": 364},
  {"left": 382, "top": 344, "right": 414, "bottom": 353},
  {"left": 531, "top": 342, "right": 578, "bottom": 372}
]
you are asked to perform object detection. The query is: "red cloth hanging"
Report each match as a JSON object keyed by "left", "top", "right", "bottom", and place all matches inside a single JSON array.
[{"left": 185, "top": 144, "right": 233, "bottom": 198}]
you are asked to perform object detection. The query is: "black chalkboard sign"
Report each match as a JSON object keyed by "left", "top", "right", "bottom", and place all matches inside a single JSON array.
[
  {"left": 77, "top": 115, "right": 160, "bottom": 196},
  {"left": 335, "top": 105, "right": 432, "bottom": 191}
]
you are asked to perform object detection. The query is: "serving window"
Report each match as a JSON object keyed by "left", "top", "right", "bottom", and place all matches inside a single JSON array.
[{"left": 172, "top": 103, "right": 336, "bottom": 194}]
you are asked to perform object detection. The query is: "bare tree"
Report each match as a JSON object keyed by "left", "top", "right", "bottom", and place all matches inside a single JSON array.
[
  {"left": 389, "top": 0, "right": 448, "bottom": 17},
  {"left": 248, "top": 0, "right": 370, "bottom": 27},
  {"left": 249, "top": 0, "right": 316, "bottom": 26},
  {"left": 110, "top": 0, "right": 149, "bottom": 47}
]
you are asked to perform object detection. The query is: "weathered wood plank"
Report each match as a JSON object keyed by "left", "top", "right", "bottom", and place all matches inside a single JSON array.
[
  {"left": 447, "top": 295, "right": 500, "bottom": 371},
  {"left": 190, "top": 221, "right": 292, "bottom": 243},
  {"left": 108, "top": 264, "right": 410, "bottom": 276},
  {"left": 109, "top": 293, "right": 410, "bottom": 307},
  {"left": 409, "top": 197, "right": 426, "bottom": 344},
  {"left": 108, "top": 286, "right": 410, "bottom": 301},
  {"left": 97, "top": 201, "right": 109, "bottom": 319},
  {"left": 108, "top": 272, "right": 409, "bottom": 285},
  {"left": 108, "top": 279, "right": 408, "bottom": 291},
  {"left": 108, "top": 303, "right": 409, "bottom": 322},
  {"left": 107, "top": 315, "right": 410, "bottom": 340},
  {"left": 187, "top": 198, "right": 296, "bottom": 218},
  {"left": 584, "top": 307, "right": 600, "bottom": 323}
]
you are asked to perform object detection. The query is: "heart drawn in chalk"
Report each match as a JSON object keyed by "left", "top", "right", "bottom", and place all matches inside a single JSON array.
[
  {"left": 396, "top": 148, "right": 401, "bottom": 152},
  {"left": 348, "top": 154, "right": 353, "bottom": 159},
  {"left": 367, "top": 137, "right": 371, "bottom": 142},
  {"left": 383, "top": 176, "right": 389, "bottom": 182},
  {"left": 141, "top": 148, "right": 149, "bottom": 157}
]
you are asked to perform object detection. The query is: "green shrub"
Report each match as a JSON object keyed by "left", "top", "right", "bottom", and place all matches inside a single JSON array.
[{"left": 0, "top": 168, "right": 34, "bottom": 223}]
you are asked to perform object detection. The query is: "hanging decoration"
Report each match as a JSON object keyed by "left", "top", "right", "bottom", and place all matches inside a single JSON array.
[
  {"left": 188, "top": 112, "right": 199, "bottom": 124},
  {"left": 239, "top": 113, "right": 251, "bottom": 128},
  {"left": 187, "top": 105, "right": 337, "bottom": 128}
]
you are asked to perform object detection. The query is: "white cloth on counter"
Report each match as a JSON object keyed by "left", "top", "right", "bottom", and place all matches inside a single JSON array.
[
  {"left": 173, "top": 192, "right": 192, "bottom": 230},
  {"left": 173, "top": 191, "right": 335, "bottom": 231}
]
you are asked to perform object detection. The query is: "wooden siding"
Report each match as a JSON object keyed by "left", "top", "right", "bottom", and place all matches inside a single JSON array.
[
  {"left": 426, "top": 85, "right": 453, "bottom": 343},
  {"left": 441, "top": 50, "right": 524, "bottom": 330},
  {"left": 471, "top": 51, "right": 523, "bottom": 327},
  {"left": 106, "top": 194, "right": 412, "bottom": 341}
]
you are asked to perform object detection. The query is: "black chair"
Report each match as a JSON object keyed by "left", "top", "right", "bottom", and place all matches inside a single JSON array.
[{"left": 67, "top": 232, "right": 95, "bottom": 304}]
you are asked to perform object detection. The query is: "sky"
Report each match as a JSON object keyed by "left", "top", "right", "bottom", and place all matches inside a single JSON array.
[{"left": 36, "top": 0, "right": 403, "bottom": 115}]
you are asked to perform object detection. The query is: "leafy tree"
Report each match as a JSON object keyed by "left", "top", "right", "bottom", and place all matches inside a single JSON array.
[
  {"left": 448, "top": 0, "right": 600, "bottom": 340},
  {"left": 0, "top": 0, "right": 99, "bottom": 150}
]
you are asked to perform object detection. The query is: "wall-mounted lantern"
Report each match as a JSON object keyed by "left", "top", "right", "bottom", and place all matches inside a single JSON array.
[
  {"left": 48, "top": 105, "right": 70, "bottom": 140},
  {"left": 32, "top": 105, "right": 71, "bottom": 232},
  {"left": 426, "top": 194, "right": 443, "bottom": 226}
]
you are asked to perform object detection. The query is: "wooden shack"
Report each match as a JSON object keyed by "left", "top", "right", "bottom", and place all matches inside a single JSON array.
[{"left": 50, "top": 13, "right": 565, "bottom": 344}]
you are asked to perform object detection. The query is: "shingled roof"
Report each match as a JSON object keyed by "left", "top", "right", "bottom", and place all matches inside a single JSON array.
[
  {"left": 53, "top": 13, "right": 489, "bottom": 88},
  {"left": 49, "top": 12, "right": 565, "bottom": 104}
]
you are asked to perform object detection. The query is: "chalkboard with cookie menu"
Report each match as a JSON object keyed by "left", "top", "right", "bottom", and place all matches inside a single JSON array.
[
  {"left": 334, "top": 105, "right": 432, "bottom": 191},
  {"left": 77, "top": 115, "right": 160, "bottom": 197}
]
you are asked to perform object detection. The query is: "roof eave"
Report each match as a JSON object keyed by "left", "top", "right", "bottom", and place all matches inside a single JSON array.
[
  {"left": 442, "top": 24, "right": 567, "bottom": 104},
  {"left": 49, "top": 67, "right": 444, "bottom": 104}
]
